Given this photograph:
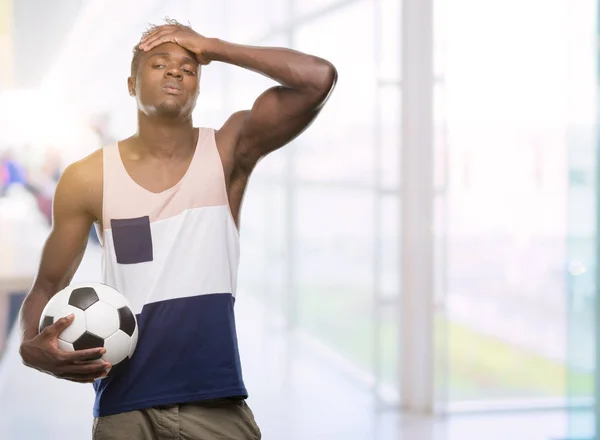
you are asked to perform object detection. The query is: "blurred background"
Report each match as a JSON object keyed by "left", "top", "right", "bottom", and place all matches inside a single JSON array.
[{"left": 0, "top": 0, "right": 597, "bottom": 439}]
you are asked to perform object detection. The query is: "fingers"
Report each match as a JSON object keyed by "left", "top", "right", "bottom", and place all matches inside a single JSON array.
[
  {"left": 140, "top": 25, "right": 177, "bottom": 44},
  {"left": 57, "top": 359, "right": 111, "bottom": 380},
  {"left": 53, "top": 350, "right": 111, "bottom": 383},
  {"left": 42, "top": 314, "right": 74, "bottom": 337},
  {"left": 63, "top": 347, "right": 106, "bottom": 362},
  {"left": 140, "top": 30, "right": 176, "bottom": 52},
  {"left": 61, "top": 360, "right": 110, "bottom": 376},
  {"left": 139, "top": 26, "right": 177, "bottom": 50}
]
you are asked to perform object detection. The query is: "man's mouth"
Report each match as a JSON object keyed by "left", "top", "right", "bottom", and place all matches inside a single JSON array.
[{"left": 162, "top": 83, "right": 182, "bottom": 95}]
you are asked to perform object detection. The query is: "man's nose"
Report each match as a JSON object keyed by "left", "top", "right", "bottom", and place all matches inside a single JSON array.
[{"left": 166, "top": 67, "right": 183, "bottom": 79}]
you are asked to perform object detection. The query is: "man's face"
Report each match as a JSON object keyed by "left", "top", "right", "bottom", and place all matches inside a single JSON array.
[{"left": 129, "top": 42, "right": 200, "bottom": 119}]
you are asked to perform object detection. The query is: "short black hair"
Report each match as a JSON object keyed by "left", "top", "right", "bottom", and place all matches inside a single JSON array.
[{"left": 130, "top": 17, "right": 192, "bottom": 77}]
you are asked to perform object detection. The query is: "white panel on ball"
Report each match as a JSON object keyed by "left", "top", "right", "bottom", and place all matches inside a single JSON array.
[
  {"left": 85, "top": 302, "right": 120, "bottom": 339},
  {"left": 57, "top": 340, "right": 74, "bottom": 352},
  {"left": 56, "top": 305, "right": 86, "bottom": 343},
  {"left": 102, "top": 330, "right": 131, "bottom": 366},
  {"left": 38, "top": 289, "right": 71, "bottom": 328},
  {"left": 92, "top": 283, "right": 129, "bottom": 308},
  {"left": 38, "top": 282, "right": 138, "bottom": 371},
  {"left": 129, "top": 325, "right": 139, "bottom": 357}
]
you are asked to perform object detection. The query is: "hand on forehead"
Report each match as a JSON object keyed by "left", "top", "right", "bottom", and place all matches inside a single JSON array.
[{"left": 141, "top": 24, "right": 178, "bottom": 42}]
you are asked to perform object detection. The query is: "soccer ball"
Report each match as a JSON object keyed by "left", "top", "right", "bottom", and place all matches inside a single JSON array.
[{"left": 38, "top": 282, "right": 138, "bottom": 376}]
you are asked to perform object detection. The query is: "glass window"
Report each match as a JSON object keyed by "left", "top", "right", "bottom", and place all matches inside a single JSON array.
[
  {"left": 377, "top": 0, "right": 400, "bottom": 82},
  {"left": 238, "top": 181, "right": 288, "bottom": 316},
  {"left": 226, "top": 0, "right": 283, "bottom": 41},
  {"left": 376, "top": 194, "right": 400, "bottom": 399},
  {"left": 437, "top": 0, "right": 597, "bottom": 406},
  {"left": 295, "top": 187, "right": 375, "bottom": 373},
  {"left": 377, "top": 303, "right": 400, "bottom": 402},
  {"left": 264, "top": 0, "right": 289, "bottom": 28},
  {"left": 293, "top": 0, "right": 349, "bottom": 18},
  {"left": 376, "top": 85, "right": 401, "bottom": 191},
  {"left": 293, "top": 0, "right": 376, "bottom": 185},
  {"left": 287, "top": 0, "right": 399, "bottom": 387},
  {"left": 565, "top": 0, "right": 598, "bottom": 435},
  {"left": 378, "top": 194, "right": 399, "bottom": 301}
]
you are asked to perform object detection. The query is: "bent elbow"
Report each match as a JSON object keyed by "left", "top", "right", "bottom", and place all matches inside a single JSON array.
[
  {"left": 315, "top": 59, "right": 338, "bottom": 93},
  {"left": 306, "top": 59, "right": 337, "bottom": 105}
]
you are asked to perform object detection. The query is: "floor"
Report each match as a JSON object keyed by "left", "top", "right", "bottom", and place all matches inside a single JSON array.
[{"left": 0, "top": 192, "right": 591, "bottom": 439}]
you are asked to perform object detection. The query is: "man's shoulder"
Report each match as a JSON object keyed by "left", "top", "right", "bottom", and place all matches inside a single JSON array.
[
  {"left": 61, "top": 148, "right": 104, "bottom": 188},
  {"left": 56, "top": 148, "right": 104, "bottom": 219}
]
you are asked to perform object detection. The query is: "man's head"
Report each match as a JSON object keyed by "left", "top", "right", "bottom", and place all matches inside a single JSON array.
[{"left": 128, "top": 19, "right": 200, "bottom": 119}]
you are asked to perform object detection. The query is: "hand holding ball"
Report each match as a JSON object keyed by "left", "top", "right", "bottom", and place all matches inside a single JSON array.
[{"left": 38, "top": 283, "right": 138, "bottom": 378}]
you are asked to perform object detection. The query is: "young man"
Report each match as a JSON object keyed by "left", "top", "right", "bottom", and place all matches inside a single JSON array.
[{"left": 17, "top": 19, "right": 337, "bottom": 439}]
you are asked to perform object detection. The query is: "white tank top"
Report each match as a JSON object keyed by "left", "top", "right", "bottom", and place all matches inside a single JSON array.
[{"left": 92, "top": 128, "right": 247, "bottom": 417}]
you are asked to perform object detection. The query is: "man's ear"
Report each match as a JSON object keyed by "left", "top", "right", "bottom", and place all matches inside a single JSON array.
[{"left": 127, "top": 77, "right": 136, "bottom": 97}]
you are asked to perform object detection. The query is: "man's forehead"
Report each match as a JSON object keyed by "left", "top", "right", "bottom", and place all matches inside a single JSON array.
[{"left": 144, "top": 45, "right": 198, "bottom": 64}]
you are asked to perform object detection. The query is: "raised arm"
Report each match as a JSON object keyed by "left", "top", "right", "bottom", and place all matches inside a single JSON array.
[
  {"left": 206, "top": 40, "right": 337, "bottom": 168},
  {"left": 18, "top": 161, "right": 110, "bottom": 383},
  {"left": 138, "top": 26, "right": 337, "bottom": 170}
]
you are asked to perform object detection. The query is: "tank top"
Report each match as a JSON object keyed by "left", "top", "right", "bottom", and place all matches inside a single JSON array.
[{"left": 92, "top": 128, "right": 247, "bottom": 417}]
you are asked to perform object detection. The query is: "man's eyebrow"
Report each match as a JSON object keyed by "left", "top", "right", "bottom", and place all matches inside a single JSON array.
[{"left": 147, "top": 52, "right": 199, "bottom": 66}]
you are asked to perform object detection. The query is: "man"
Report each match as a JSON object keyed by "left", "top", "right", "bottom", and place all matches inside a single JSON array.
[
  {"left": 0, "top": 150, "right": 28, "bottom": 197},
  {"left": 18, "top": 19, "right": 336, "bottom": 439}
]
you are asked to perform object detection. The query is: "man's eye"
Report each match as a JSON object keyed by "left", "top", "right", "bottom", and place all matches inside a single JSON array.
[
  {"left": 182, "top": 69, "right": 195, "bottom": 75},
  {"left": 152, "top": 64, "right": 165, "bottom": 68}
]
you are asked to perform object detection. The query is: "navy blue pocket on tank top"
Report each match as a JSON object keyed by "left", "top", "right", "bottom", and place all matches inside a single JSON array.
[{"left": 110, "top": 216, "right": 153, "bottom": 264}]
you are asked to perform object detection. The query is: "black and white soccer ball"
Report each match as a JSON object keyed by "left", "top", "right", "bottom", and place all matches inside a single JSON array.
[{"left": 38, "top": 282, "right": 138, "bottom": 377}]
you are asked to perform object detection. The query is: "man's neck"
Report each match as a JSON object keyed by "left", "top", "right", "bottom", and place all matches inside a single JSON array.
[{"left": 134, "top": 112, "right": 196, "bottom": 159}]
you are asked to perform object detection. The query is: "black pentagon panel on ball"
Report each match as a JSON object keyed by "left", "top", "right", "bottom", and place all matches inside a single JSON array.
[
  {"left": 39, "top": 316, "right": 54, "bottom": 333},
  {"left": 69, "top": 287, "right": 99, "bottom": 310},
  {"left": 73, "top": 331, "right": 104, "bottom": 351},
  {"left": 118, "top": 306, "right": 136, "bottom": 337}
]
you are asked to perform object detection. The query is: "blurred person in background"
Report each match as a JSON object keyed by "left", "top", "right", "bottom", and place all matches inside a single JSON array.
[
  {"left": 27, "top": 125, "right": 106, "bottom": 240},
  {"left": 18, "top": 18, "right": 336, "bottom": 440},
  {"left": 27, "top": 146, "right": 63, "bottom": 226},
  {"left": 0, "top": 156, "right": 7, "bottom": 193},
  {"left": 0, "top": 149, "right": 29, "bottom": 197}
]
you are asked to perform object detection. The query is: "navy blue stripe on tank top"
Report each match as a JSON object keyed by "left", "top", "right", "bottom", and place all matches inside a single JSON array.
[{"left": 93, "top": 293, "right": 248, "bottom": 417}]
